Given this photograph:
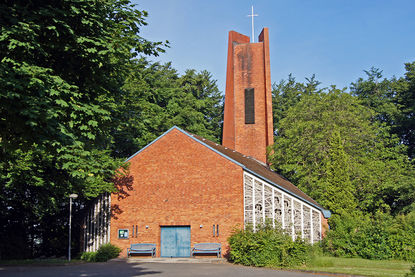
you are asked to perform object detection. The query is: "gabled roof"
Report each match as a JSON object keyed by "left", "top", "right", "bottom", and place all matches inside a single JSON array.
[{"left": 125, "top": 126, "right": 331, "bottom": 218}]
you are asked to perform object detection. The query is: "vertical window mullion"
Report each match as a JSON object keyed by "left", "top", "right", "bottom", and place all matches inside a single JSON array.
[
  {"left": 319, "top": 213, "right": 322, "bottom": 240},
  {"left": 281, "top": 194, "right": 285, "bottom": 229},
  {"left": 301, "top": 203, "right": 304, "bottom": 240},
  {"left": 291, "top": 198, "right": 294, "bottom": 240},
  {"left": 262, "top": 182, "right": 265, "bottom": 224},
  {"left": 272, "top": 189, "right": 275, "bottom": 229},
  {"left": 310, "top": 209, "right": 314, "bottom": 244},
  {"left": 252, "top": 178, "right": 256, "bottom": 232}
]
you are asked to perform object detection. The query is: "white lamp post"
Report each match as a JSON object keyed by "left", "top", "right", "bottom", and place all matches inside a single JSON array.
[{"left": 68, "top": 193, "right": 78, "bottom": 261}]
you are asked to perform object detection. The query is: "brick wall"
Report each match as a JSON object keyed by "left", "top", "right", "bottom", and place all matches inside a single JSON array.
[
  {"left": 110, "top": 128, "right": 244, "bottom": 257},
  {"left": 223, "top": 28, "right": 274, "bottom": 164}
]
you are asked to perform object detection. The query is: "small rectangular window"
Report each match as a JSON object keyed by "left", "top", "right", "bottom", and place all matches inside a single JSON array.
[
  {"left": 212, "top": 225, "right": 215, "bottom": 237},
  {"left": 216, "top": 224, "right": 219, "bottom": 237},
  {"left": 245, "top": 88, "right": 255, "bottom": 124}
]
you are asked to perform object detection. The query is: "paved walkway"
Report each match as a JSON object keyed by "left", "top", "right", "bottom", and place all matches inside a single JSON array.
[
  {"left": 0, "top": 259, "right": 358, "bottom": 277},
  {"left": 122, "top": 257, "right": 227, "bottom": 263}
]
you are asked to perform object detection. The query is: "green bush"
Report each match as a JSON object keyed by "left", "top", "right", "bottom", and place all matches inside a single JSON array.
[
  {"left": 228, "top": 222, "right": 312, "bottom": 268},
  {"left": 80, "top": 251, "right": 97, "bottom": 262},
  {"left": 323, "top": 211, "right": 415, "bottom": 261},
  {"left": 388, "top": 213, "right": 415, "bottom": 261},
  {"left": 80, "top": 243, "right": 121, "bottom": 262},
  {"left": 406, "top": 264, "right": 415, "bottom": 277},
  {"left": 95, "top": 243, "right": 122, "bottom": 262}
]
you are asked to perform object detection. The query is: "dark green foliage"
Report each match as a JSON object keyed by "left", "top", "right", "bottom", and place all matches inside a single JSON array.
[
  {"left": 350, "top": 67, "right": 398, "bottom": 126},
  {"left": 111, "top": 58, "right": 223, "bottom": 158},
  {"left": 352, "top": 63, "right": 415, "bottom": 159},
  {"left": 80, "top": 243, "right": 121, "bottom": 262},
  {"left": 0, "top": 0, "right": 221, "bottom": 259},
  {"left": 272, "top": 74, "right": 322, "bottom": 132},
  {"left": 95, "top": 243, "right": 122, "bottom": 262},
  {"left": 323, "top": 212, "right": 415, "bottom": 261},
  {"left": 406, "top": 265, "right": 415, "bottom": 277},
  {"left": 0, "top": 0, "right": 164, "bottom": 259},
  {"left": 394, "top": 62, "right": 415, "bottom": 159},
  {"left": 80, "top": 251, "right": 97, "bottom": 262},
  {"left": 228, "top": 223, "right": 312, "bottom": 267},
  {"left": 271, "top": 71, "right": 415, "bottom": 262},
  {"left": 269, "top": 89, "right": 415, "bottom": 215}
]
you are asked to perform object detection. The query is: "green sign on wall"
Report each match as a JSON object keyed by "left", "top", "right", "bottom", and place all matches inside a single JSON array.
[{"left": 118, "top": 229, "right": 129, "bottom": 239}]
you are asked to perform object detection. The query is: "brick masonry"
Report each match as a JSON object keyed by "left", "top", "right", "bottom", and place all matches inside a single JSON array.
[
  {"left": 110, "top": 128, "right": 244, "bottom": 257},
  {"left": 222, "top": 28, "right": 274, "bottom": 164}
]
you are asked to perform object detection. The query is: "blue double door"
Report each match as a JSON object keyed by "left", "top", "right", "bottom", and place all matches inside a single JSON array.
[{"left": 160, "top": 226, "right": 191, "bottom": 257}]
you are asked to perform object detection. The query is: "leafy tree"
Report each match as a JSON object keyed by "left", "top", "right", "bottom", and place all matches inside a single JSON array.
[
  {"left": 318, "top": 129, "right": 356, "bottom": 214},
  {"left": 269, "top": 90, "right": 415, "bottom": 215},
  {"left": 272, "top": 74, "right": 322, "bottom": 133},
  {"left": 350, "top": 67, "right": 398, "bottom": 125},
  {"left": 394, "top": 62, "right": 415, "bottom": 159},
  {"left": 177, "top": 69, "right": 223, "bottom": 141},
  {"left": 351, "top": 63, "right": 415, "bottom": 159},
  {"left": 323, "top": 211, "right": 415, "bottom": 261},
  {"left": 0, "top": 0, "right": 164, "bottom": 258},
  {"left": 111, "top": 58, "right": 223, "bottom": 158}
]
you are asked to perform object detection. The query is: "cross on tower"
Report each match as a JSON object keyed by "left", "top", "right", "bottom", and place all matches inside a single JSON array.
[{"left": 247, "top": 5, "right": 258, "bottom": 43}]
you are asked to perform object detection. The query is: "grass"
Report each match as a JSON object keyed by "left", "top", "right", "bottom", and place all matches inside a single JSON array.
[
  {"left": 0, "top": 258, "right": 83, "bottom": 266},
  {"left": 293, "top": 256, "right": 413, "bottom": 277},
  {"left": 1, "top": 257, "right": 413, "bottom": 276}
]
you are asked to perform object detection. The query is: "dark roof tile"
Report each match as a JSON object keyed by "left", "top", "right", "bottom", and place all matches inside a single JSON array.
[{"left": 188, "top": 132, "right": 325, "bottom": 210}]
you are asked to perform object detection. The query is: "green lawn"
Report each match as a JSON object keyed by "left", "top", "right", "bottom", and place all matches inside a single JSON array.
[{"left": 294, "top": 256, "right": 413, "bottom": 277}]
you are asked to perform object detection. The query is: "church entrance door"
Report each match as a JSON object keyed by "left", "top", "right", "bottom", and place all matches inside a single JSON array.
[{"left": 160, "top": 226, "right": 191, "bottom": 257}]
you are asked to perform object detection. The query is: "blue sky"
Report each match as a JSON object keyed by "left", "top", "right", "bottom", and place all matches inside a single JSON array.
[{"left": 133, "top": 0, "right": 415, "bottom": 93}]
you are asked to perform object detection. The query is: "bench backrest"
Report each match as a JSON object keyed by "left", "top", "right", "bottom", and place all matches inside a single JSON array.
[
  {"left": 130, "top": 243, "right": 156, "bottom": 250},
  {"left": 193, "top": 243, "right": 221, "bottom": 250}
]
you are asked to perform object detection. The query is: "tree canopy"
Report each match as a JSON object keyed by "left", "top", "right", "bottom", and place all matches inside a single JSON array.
[
  {"left": 351, "top": 63, "right": 415, "bottom": 159},
  {"left": 270, "top": 81, "right": 415, "bottom": 216},
  {"left": 0, "top": 0, "right": 224, "bottom": 259},
  {"left": 111, "top": 58, "right": 223, "bottom": 158},
  {"left": 0, "top": 0, "right": 165, "bottom": 258}
]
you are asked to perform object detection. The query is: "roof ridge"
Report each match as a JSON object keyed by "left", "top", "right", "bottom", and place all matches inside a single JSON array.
[
  {"left": 185, "top": 131, "right": 330, "bottom": 217},
  {"left": 126, "top": 126, "right": 330, "bottom": 218}
]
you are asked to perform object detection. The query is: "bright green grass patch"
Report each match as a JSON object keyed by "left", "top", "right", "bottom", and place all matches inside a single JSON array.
[{"left": 294, "top": 256, "right": 413, "bottom": 277}]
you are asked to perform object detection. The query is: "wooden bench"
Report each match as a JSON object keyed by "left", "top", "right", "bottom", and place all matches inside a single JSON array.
[
  {"left": 127, "top": 243, "right": 156, "bottom": 258},
  {"left": 191, "top": 243, "right": 221, "bottom": 258}
]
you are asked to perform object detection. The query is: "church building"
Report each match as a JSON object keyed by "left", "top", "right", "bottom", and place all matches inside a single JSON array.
[{"left": 82, "top": 28, "right": 331, "bottom": 258}]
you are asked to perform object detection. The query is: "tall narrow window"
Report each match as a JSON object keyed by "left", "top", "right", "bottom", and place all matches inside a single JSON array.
[{"left": 245, "top": 88, "right": 255, "bottom": 124}]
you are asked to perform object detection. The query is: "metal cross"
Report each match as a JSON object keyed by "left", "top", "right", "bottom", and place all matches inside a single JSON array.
[{"left": 247, "top": 5, "right": 258, "bottom": 43}]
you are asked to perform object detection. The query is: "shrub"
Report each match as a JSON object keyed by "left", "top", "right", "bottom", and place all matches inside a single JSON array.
[
  {"left": 387, "top": 213, "right": 415, "bottom": 261},
  {"left": 95, "top": 243, "right": 121, "bottom": 262},
  {"left": 80, "top": 243, "right": 121, "bottom": 262},
  {"left": 80, "top": 251, "right": 97, "bottom": 262},
  {"left": 228, "top": 222, "right": 312, "bottom": 268},
  {"left": 406, "top": 264, "right": 415, "bottom": 277},
  {"left": 323, "top": 211, "right": 415, "bottom": 261}
]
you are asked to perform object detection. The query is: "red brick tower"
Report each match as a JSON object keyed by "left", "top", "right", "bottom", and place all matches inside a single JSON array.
[{"left": 222, "top": 28, "right": 273, "bottom": 164}]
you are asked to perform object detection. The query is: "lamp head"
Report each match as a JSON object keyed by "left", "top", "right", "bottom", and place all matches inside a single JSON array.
[{"left": 69, "top": 194, "right": 78, "bottom": 199}]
